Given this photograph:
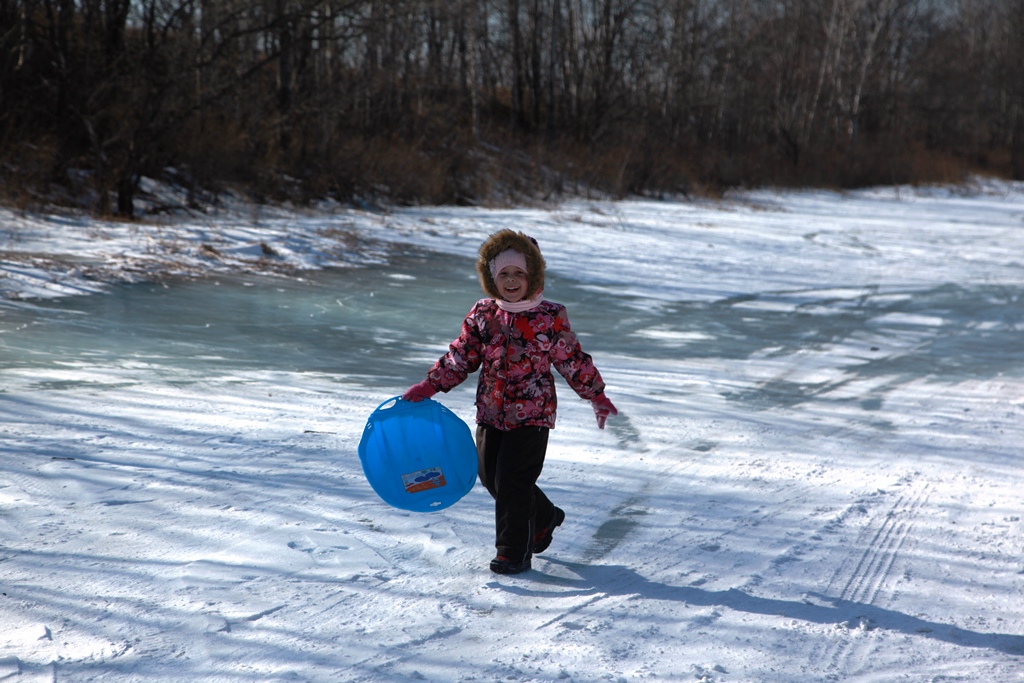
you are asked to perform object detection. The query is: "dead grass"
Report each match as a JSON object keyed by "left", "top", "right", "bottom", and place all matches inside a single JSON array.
[{"left": 1, "top": 115, "right": 1013, "bottom": 212}]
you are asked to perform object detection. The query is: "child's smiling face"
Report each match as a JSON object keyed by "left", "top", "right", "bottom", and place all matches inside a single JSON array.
[{"left": 495, "top": 264, "right": 529, "bottom": 302}]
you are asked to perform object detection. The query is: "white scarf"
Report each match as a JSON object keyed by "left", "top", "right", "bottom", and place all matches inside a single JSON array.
[{"left": 496, "top": 292, "right": 544, "bottom": 313}]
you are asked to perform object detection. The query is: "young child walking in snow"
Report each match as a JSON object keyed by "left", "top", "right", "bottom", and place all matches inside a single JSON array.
[{"left": 402, "top": 229, "right": 617, "bottom": 575}]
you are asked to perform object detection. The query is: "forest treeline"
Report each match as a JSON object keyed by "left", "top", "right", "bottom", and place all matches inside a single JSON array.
[{"left": 2, "top": 0, "right": 1023, "bottom": 215}]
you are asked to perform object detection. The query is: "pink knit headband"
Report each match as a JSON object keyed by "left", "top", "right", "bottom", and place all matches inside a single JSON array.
[{"left": 488, "top": 249, "right": 528, "bottom": 278}]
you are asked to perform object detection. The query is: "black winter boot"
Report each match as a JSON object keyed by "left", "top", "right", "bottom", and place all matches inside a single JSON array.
[
  {"left": 532, "top": 507, "right": 565, "bottom": 554},
  {"left": 490, "top": 554, "right": 532, "bottom": 574}
]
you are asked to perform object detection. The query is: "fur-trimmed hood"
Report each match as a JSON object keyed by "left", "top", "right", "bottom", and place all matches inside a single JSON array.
[{"left": 476, "top": 229, "right": 546, "bottom": 300}]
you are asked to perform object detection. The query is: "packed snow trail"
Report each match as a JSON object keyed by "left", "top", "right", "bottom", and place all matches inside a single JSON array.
[{"left": 2, "top": 181, "right": 1024, "bottom": 681}]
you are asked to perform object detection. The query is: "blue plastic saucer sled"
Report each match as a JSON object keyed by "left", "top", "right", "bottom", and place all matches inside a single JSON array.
[{"left": 358, "top": 396, "right": 477, "bottom": 512}]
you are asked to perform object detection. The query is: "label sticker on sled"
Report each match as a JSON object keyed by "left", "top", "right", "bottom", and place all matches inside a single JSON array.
[
  {"left": 358, "top": 397, "right": 476, "bottom": 512},
  {"left": 401, "top": 466, "right": 447, "bottom": 494}
]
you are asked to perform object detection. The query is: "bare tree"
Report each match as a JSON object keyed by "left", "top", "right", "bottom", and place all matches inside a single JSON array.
[{"left": 3, "top": 0, "right": 1023, "bottom": 209}]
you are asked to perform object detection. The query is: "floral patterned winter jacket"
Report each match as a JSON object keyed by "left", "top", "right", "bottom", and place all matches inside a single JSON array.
[{"left": 426, "top": 298, "right": 606, "bottom": 431}]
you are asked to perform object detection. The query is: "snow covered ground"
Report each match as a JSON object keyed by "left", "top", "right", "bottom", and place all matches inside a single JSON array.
[{"left": 2, "top": 179, "right": 1024, "bottom": 682}]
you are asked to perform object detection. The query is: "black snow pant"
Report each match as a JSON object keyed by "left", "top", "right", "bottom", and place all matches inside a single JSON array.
[{"left": 475, "top": 424, "right": 556, "bottom": 564}]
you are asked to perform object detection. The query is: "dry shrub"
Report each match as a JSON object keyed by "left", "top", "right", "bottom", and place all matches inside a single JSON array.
[
  {"left": 319, "top": 135, "right": 469, "bottom": 206},
  {"left": 620, "top": 141, "right": 696, "bottom": 198},
  {"left": 177, "top": 116, "right": 266, "bottom": 196},
  {"left": 905, "top": 145, "right": 969, "bottom": 186},
  {"left": 686, "top": 145, "right": 799, "bottom": 193},
  {"left": 972, "top": 148, "right": 1013, "bottom": 177},
  {"left": 715, "top": 139, "right": 972, "bottom": 190},
  {"left": 540, "top": 137, "right": 694, "bottom": 200},
  {"left": 571, "top": 143, "right": 634, "bottom": 198},
  {"left": 0, "top": 137, "right": 63, "bottom": 209}
]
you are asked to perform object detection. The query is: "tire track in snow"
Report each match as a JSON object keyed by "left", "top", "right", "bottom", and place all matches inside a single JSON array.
[
  {"left": 519, "top": 444, "right": 703, "bottom": 637},
  {"left": 807, "top": 476, "right": 933, "bottom": 680},
  {"left": 831, "top": 485, "right": 930, "bottom": 606}
]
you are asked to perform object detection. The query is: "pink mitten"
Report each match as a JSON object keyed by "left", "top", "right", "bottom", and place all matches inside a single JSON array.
[
  {"left": 402, "top": 380, "right": 437, "bottom": 402},
  {"left": 591, "top": 393, "right": 618, "bottom": 429}
]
